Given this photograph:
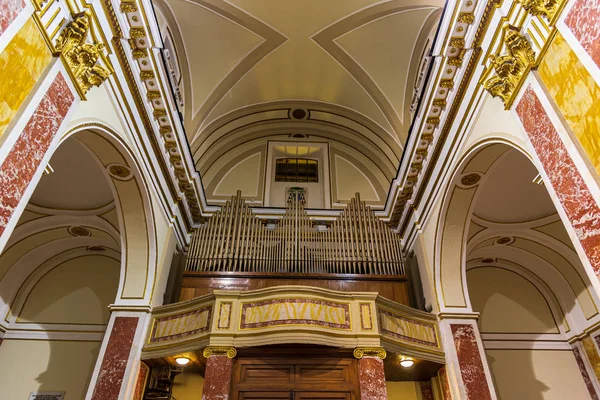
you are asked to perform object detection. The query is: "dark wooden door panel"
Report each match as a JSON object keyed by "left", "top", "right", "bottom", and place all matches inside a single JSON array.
[
  {"left": 294, "top": 392, "right": 353, "bottom": 400},
  {"left": 240, "top": 364, "right": 294, "bottom": 384},
  {"left": 238, "top": 392, "right": 292, "bottom": 400}
]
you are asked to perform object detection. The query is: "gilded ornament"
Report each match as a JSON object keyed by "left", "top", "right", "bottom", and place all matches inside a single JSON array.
[
  {"left": 132, "top": 49, "right": 147, "bottom": 59},
  {"left": 449, "top": 37, "right": 465, "bottom": 49},
  {"left": 147, "top": 90, "right": 161, "bottom": 100},
  {"left": 483, "top": 26, "right": 535, "bottom": 108},
  {"left": 120, "top": 0, "right": 137, "bottom": 13},
  {"left": 140, "top": 70, "right": 155, "bottom": 80},
  {"left": 130, "top": 27, "right": 146, "bottom": 39},
  {"left": 440, "top": 79, "right": 454, "bottom": 89},
  {"left": 433, "top": 98, "right": 447, "bottom": 108},
  {"left": 517, "top": 0, "right": 561, "bottom": 21},
  {"left": 426, "top": 116, "right": 440, "bottom": 126},
  {"left": 54, "top": 11, "right": 111, "bottom": 96},
  {"left": 203, "top": 346, "right": 237, "bottom": 358},
  {"left": 160, "top": 126, "right": 173, "bottom": 134},
  {"left": 458, "top": 12, "right": 475, "bottom": 24},
  {"left": 153, "top": 109, "right": 167, "bottom": 118},
  {"left": 353, "top": 348, "right": 387, "bottom": 360}
]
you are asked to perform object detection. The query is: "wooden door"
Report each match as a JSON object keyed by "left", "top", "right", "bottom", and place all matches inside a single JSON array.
[{"left": 231, "top": 356, "right": 358, "bottom": 400}]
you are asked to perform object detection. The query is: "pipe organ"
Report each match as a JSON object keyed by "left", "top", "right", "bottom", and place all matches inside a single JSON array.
[{"left": 186, "top": 189, "right": 404, "bottom": 275}]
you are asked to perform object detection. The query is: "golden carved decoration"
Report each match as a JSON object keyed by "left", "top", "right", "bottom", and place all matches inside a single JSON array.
[
  {"left": 432, "top": 99, "right": 447, "bottom": 108},
  {"left": 147, "top": 90, "right": 161, "bottom": 100},
  {"left": 55, "top": 11, "right": 111, "bottom": 97},
  {"left": 353, "top": 347, "right": 387, "bottom": 360},
  {"left": 140, "top": 71, "right": 155, "bottom": 80},
  {"left": 159, "top": 126, "right": 173, "bottom": 135},
  {"left": 154, "top": 109, "right": 167, "bottom": 118},
  {"left": 203, "top": 346, "right": 237, "bottom": 358},
  {"left": 130, "top": 27, "right": 145, "bottom": 39},
  {"left": 120, "top": 0, "right": 137, "bottom": 13},
  {"left": 132, "top": 49, "right": 147, "bottom": 59},
  {"left": 517, "top": 0, "right": 562, "bottom": 21},
  {"left": 449, "top": 37, "right": 465, "bottom": 49},
  {"left": 458, "top": 12, "right": 475, "bottom": 24},
  {"left": 426, "top": 117, "right": 440, "bottom": 126},
  {"left": 483, "top": 26, "right": 535, "bottom": 108},
  {"left": 440, "top": 79, "right": 454, "bottom": 89},
  {"left": 108, "top": 164, "right": 132, "bottom": 179}
]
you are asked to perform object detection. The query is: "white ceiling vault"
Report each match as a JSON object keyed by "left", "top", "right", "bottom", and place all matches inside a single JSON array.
[{"left": 151, "top": 0, "right": 444, "bottom": 207}]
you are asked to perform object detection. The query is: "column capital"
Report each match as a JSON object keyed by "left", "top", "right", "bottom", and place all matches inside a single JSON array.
[
  {"left": 353, "top": 347, "right": 387, "bottom": 360},
  {"left": 203, "top": 346, "right": 237, "bottom": 359}
]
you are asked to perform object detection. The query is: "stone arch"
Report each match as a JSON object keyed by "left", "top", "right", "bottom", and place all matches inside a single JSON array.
[
  {"left": 58, "top": 123, "right": 158, "bottom": 304},
  {"left": 434, "top": 137, "right": 534, "bottom": 311}
]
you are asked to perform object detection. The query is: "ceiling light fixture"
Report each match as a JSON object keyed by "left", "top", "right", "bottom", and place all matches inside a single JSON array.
[
  {"left": 399, "top": 357, "right": 414, "bottom": 368},
  {"left": 175, "top": 357, "right": 190, "bottom": 365}
]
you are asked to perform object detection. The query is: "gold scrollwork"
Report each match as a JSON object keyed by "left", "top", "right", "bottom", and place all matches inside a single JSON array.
[
  {"left": 483, "top": 26, "right": 535, "bottom": 108},
  {"left": 55, "top": 11, "right": 111, "bottom": 97},
  {"left": 353, "top": 347, "right": 387, "bottom": 360},
  {"left": 203, "top": 346, "right": 237, "bottom": 359}
]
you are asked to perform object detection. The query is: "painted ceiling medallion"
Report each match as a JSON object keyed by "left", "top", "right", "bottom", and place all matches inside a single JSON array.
[
  {"left": 290, "top": 109, "right": 308, "bottom": 120},
  {"left": 460, "top": 172, "right": 481, "bottom": 187},
  {"left": 68, "top": 225, "right": 92, "bottom": 237},
  {"left": 494, "top": 236, "right": 514, "bottom": 245},
  {"left": 108, "top": 164, "right": 132, "bottom": 179}
]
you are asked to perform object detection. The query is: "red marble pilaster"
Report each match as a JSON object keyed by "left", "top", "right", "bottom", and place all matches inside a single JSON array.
[
  {"left": 565, "top": 0, "right": 600, "bottom": 67},
  {"left": 451, "top": 324, "right": 492, "bottom": 400},
  {"left": 0, "top": 0, "right": 26, "bottom": 36},
  {"left": 0, "top": 73, "right": 74, "bottom": 238},
  {"left": 132, "top": 361, "right": 149, "bottom": 400},
  {"left": 573, "top": 347, "right": 599, "bottom": 400},
  {"left": 516, "top": 86, "right": 600, "bottom": 276},
  {"left": 91, "top": 316, "right": 139, "bottom": 400},
  {"left": 202, "top": 355, "right": 233, "bottom": 400},
  {"left": 420, "top": 381, "right": 434, "bottom": 400},
  {"left": 438, "top": 366, "right": 452, "bottom": 400},
  {"left": 357, "top": 357, "right": 387, "bottom": 400}
]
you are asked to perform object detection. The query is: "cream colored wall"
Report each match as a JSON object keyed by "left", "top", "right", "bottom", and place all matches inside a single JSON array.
[
  {"left": 467, "top": 267, "right": 559, "bottom": 334},
  {"left": 386, "top": 381, "right": 419, "bottom": 400},
  {"left": 171, "top": 371, "right": 204, "bottom": 399},
  {"left": 0, "top": 339, "right": 101, "bottom": 399},
  {"left": 486, "top": 349, "right": 589, "bottom": 400},
  {"left": 19, "top": 255, "right": 120, "bottom": 324}
]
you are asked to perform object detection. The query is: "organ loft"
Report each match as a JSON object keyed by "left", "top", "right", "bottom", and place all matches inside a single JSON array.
[{"left": 1, "top": 0, "right": 600, "bottom": 399}]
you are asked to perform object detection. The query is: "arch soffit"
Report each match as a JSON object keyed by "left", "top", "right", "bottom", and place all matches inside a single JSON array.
[
  {"left": 57, "top": 124, "right": 158, "bottom": 303},
  {"left": 434, "top": 138, "right": 535, "bottom": 311}
]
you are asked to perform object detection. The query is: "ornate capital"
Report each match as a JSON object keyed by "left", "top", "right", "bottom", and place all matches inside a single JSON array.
[
  {"left": 517, "top": 0, "right": 563, "bottom": 22},
  {"left": 203, "top": 346, "right": 237, "bottom": 358},
  {"left": 55, "top": 11, "right": 111, "bottom": 98},
  {"left": 483, "top": 26, "right": 535, "bottom": 108},
  {"left": 353, "top": 347, "right": 387, "bottom": 360}
]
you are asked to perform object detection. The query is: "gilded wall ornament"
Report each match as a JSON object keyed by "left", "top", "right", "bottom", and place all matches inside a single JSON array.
[
  {"left": 518, "top": 0, "right": 561, "bottom": 21},
  {"left": 483, "top": 26, "right": 535, "bottom": 108},
  {"left": 55, "top": 11, "right": 111, "bottom": 97}
]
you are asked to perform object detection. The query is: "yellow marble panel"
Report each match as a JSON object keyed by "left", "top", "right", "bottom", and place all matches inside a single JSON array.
[
  {"left": 240, "top": 298, "right": 350, "bottom": 330},
  {"left": 379, "top": 308, "right": 437, "bottom": 347},
  {"left": 539, "top": 32, "right": 600, "bottom": 174},
  {"left": 583, "top": 336, "right": 600, "bottom": 381},
  {"left": 152, "top": 307, "right": 211, "bottom": 341},
  {"left": 0, "top": 18, "right": 52, "bottom": 140}
]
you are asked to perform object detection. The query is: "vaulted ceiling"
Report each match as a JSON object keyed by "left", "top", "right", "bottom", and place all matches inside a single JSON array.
[{"left": 153, "top": 0, "right": 444, "bottom": 207}]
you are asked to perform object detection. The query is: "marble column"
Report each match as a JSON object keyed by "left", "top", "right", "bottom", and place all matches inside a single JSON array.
[
  {"left": 439, "top": 318, "right": 496, "bottom": 400},
  {"left": 132, "top": 362, "right": 150, "bottom": 400},
  {"left": 355, "top": 349, "right": 387, "bottom": 400},
  {"left": 202, "top": 347, "right": 236, "bottom": 400},
  {"left": 0, "top": 71, "right": 75, "bottom": 245},
  {"left": 86, "top": 310, "right": 150, "bottom": 400},
  {"left": 0, "top": 0, "right": 26, "bottom": 36},
  {"left": 564, "top": 0, "right": 600, "bottom": 68},
  {"left": 515, "top": 86, "right": 600, "bottom": 276}
]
